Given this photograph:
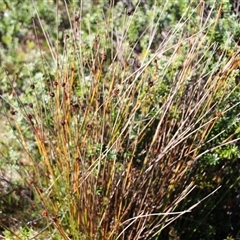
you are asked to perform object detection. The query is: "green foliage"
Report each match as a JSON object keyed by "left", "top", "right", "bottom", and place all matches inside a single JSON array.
[{"left": 1, "top": 0, "right": 240, "bottom": 239}]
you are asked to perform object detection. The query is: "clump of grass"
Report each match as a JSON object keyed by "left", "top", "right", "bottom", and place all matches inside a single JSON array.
[{"left": 1, "top": 1, "right": 240, "bottom": 239}]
